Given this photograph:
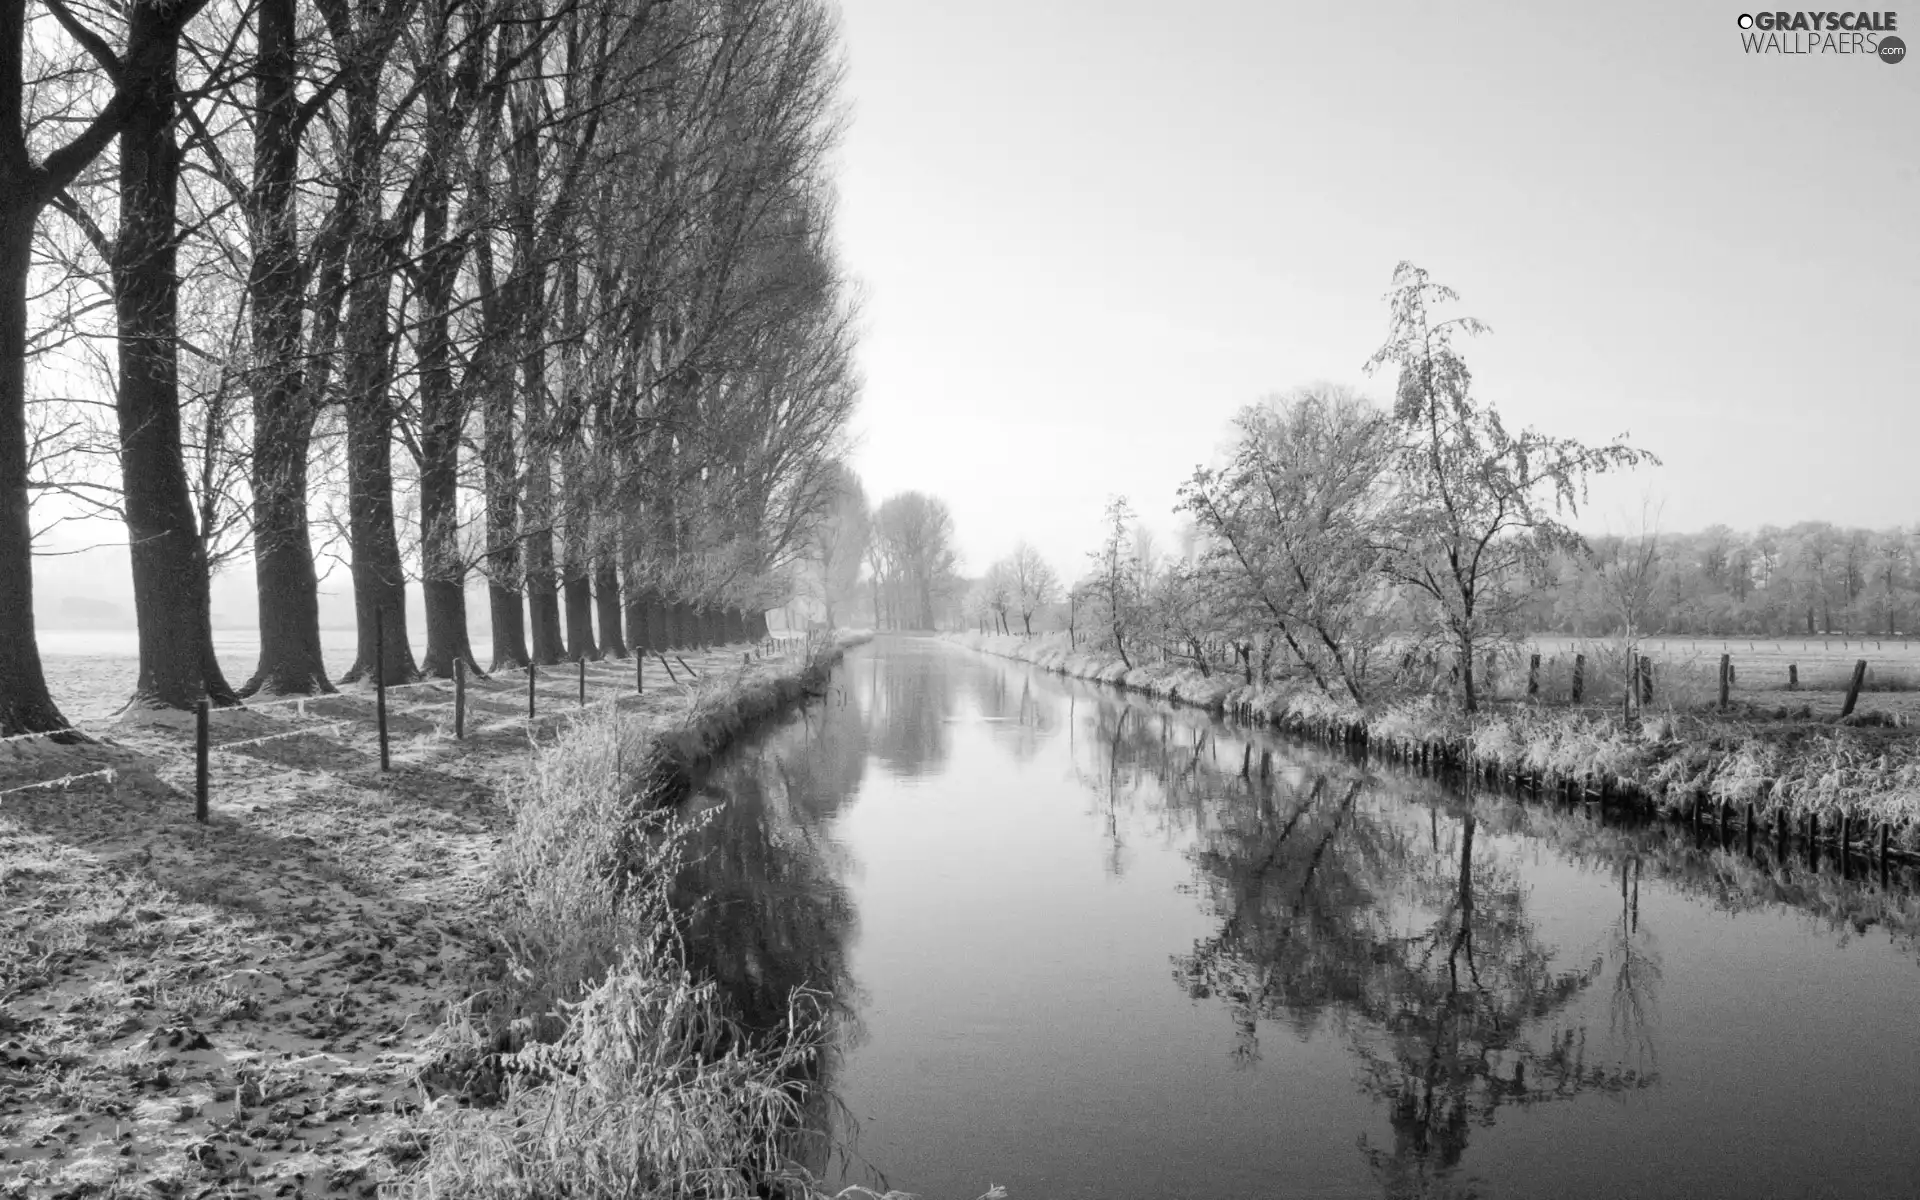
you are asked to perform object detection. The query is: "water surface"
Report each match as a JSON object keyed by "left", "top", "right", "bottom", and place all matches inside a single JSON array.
[{"left": 683, "top": 637, "right": 1920, "bottom": 1200}]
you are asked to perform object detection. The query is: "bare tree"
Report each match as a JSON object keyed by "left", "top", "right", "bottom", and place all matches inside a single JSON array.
[
  {"left": 872, "top": 491, "right": 958, "bottom": 630},
  {"left": 806, "top": 463, "right": 868, "bottom": 628},
  {"left": 1086, "top": 495, "right": 1140, "bottom": 668},
  {"left": 1179, "top": 384, "right": 1393, "bottom": 704},
  {"left": 981, "top": 560, "right": 1013, "bottom": 634},
  {"left": 1364, "top": 262, "right": 1655, "bottom": 714},
  {"left": 1007, "top": 540, "right": 1057, "bottom": 635},
  {"left": 0, "top": 0, "right": 212, "bottom": 733},
  {"left": 1593, "top": 502, "right": 1664, "bottom": 697}
]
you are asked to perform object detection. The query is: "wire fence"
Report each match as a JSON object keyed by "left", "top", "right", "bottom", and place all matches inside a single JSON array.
[{"left": 0, "top": 634, "right": 823, "bottom": 806}]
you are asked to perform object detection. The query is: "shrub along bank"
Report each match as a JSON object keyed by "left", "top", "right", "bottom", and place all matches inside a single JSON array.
[
  {"left": 398, "top": 635, "right": 872, "bottom": 1200},
  {"left": 956, "top": 632, "right": 1920, "bottom": 860}
]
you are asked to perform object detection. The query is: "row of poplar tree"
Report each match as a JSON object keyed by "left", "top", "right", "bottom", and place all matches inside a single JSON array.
[{"left": 0, "top": 0, "right": 859, "bottom": 736}]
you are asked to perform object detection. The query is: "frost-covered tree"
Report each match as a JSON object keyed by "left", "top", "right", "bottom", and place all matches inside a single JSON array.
[{"left": 1363, "top": 262, "right": 1655, "bottom": 713}]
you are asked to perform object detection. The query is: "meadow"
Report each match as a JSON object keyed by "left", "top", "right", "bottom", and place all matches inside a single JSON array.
[{"left": 1509, "top": 635, "right": 1920, "bottom": 721}]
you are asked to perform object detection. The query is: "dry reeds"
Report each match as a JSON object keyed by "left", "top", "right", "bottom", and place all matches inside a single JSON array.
[{"left": 399, "top": 637, "right": 882, "bottom": 1200}]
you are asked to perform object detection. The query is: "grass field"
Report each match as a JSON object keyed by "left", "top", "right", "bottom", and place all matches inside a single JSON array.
[{"left": 1509, "top": 635, "right": 1920, "bottom": 723}]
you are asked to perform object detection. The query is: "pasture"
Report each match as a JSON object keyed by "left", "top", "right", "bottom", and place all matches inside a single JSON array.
[{"left": 1508, "top": 635, "right": 1920, "bottom": 722}]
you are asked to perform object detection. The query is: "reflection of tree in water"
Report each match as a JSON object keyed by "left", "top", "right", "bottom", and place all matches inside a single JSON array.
[
  {"left": 1068, "top": 692, "right": 1230, "bottom": 878},
  {"left": 1601, "top": 854, "right": 1660, "bottom": 1074},
  {"left": 1470, "top": 791, "right": 1920, "bottom": 964},
  {"left": 1087, "top": 719, "right": 1662, "bottom": 1197},
  {"left": 1342, "top": 813, "right": 1654, "bottom": 1199},
  {"left": 860, "top": 644, "right": 955, "bottom": 778},
  {"left": 675, "top": 671, "right": 871, "bottom": 1181},
  {"left": 965, "top": 663, "right": 1059, "bottom": 764}
]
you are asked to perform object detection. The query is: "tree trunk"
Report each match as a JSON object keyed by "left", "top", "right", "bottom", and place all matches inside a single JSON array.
[
  {"left": 0, "top": 206, "right": 72, "bottom": 734},
  {"left": 555, "top": 310, "right": 597, "bottom": 664},
  {"left": 1188, "top": 637, "right": 1210, "bottom": 677},
  {"left": 336, "top": 235, "right": 415, "bottom": 686},
  {"left": 113, "top": 24, "right": 239, "bottom": 709},
  {"left": 559, "top": 477, "right": 597, "bottom": 659},
  {"left": 562, "top": 570, "right": 595, "bottom": 659},
  {"left": 484, "top": 365, "right": 528, "bottom": 669},
  {"left": 241, "top": 0, "right": 331, "bottom": 696},
  {"left": 622, "top": 583, "right": 644, "bottom": 659},
  {"left": 415, "top": 145, "right": 475, "bottom": 680},
  {"left": 594, "top": 555, "right": 626, "bottom": 657},
  {"left": 645, "top": 591, "right": 668, "bottom": 653},
  {"left": 522, "top": 340, "right": 565, "bottom": 663},
  {"left": 1458, "top": 631, "right": 1478, "bottom": 714},
  {"left": 653, "top": 594, "right": 672, "bottom": 650}
]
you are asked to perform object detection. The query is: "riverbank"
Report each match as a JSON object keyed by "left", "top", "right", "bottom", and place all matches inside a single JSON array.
[
  {"left": 954, "top": 632, "right": 1920, "bottom": 858},
  {"left": 394, "top": 632, "right": 870, "bottom": 1199},
  {"left": 0, "top": 636, "right": 864, "bottom": 1199}
]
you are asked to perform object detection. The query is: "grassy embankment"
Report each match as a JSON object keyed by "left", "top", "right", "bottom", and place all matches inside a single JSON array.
[
  {"left": 394, "top": 633, "right": 877, "bottom": 1200},
  {"left": 0, "top": 634, "right": 876, "bottom": 1200},
  {"left": 955, "top": 632, "right": 1920, "bottom": 858}
]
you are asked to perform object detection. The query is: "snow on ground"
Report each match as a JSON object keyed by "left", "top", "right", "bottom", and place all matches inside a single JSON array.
[
  {"left": 1, "top": 641, "right": 797, "bottom": 1199},
  {"left": 37, "top": 630, "right": 367, "bottom": 725}
]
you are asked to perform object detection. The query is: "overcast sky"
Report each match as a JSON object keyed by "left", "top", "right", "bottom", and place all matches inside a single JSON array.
[{"left": 836, "top": 0, "right": 1920, "bottom": 579}]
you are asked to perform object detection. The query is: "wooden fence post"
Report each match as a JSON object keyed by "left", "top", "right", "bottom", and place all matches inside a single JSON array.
[
  {"left": 194, "top": 699, "right": 210, "bottom": 824},
  {"left": 637, "top": 653, "right": 644, "bottom": 694},
  {"left": 375, "top": 609, "right": 390, "bottom": 772},
  {"left": 528, "top": 662, "right": 537, "bottom": 720},
  {"left": 1572, "top": 653, "right": 1585, "bottom": 703},
  {"left": 1639, "top": 655, "right": 1654, "bottom": 707},
  {"left": 1788, "top": 663, "right": 1798, "bottom": 691},
  {"left": 1840, "top": 659, "right": 1867, "bottom": 718},
  {"left": 1719, "top": 653, "right": 1730, "bottom": 710},
  {"left": 578, "top": 657, "right": 587, "bottom": 707},
  {"left": 454, "top": 657, "right": 466, "bottom": 739},
  {"left": 1528, "top": 653, "right": 1540, "bottom": 699}
]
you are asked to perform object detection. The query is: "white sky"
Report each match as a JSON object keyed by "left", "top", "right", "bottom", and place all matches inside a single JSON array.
[{"left": 836, "top": 0, "right": 1920, "bottom": 580}]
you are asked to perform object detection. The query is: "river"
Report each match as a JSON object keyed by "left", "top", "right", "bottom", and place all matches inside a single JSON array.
[{"left": 676, "top": 636, "right": 1920, "bottom": 1200}]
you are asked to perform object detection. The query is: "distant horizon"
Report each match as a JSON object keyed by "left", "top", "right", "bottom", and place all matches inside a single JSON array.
[{"left": 28, "top": 503, "right": 1920, "bottom": 622}]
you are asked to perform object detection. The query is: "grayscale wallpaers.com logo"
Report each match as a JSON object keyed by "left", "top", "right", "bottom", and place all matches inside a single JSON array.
[{"left": 1736, "top": 11, "right": 1904, "bottom": 59}]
